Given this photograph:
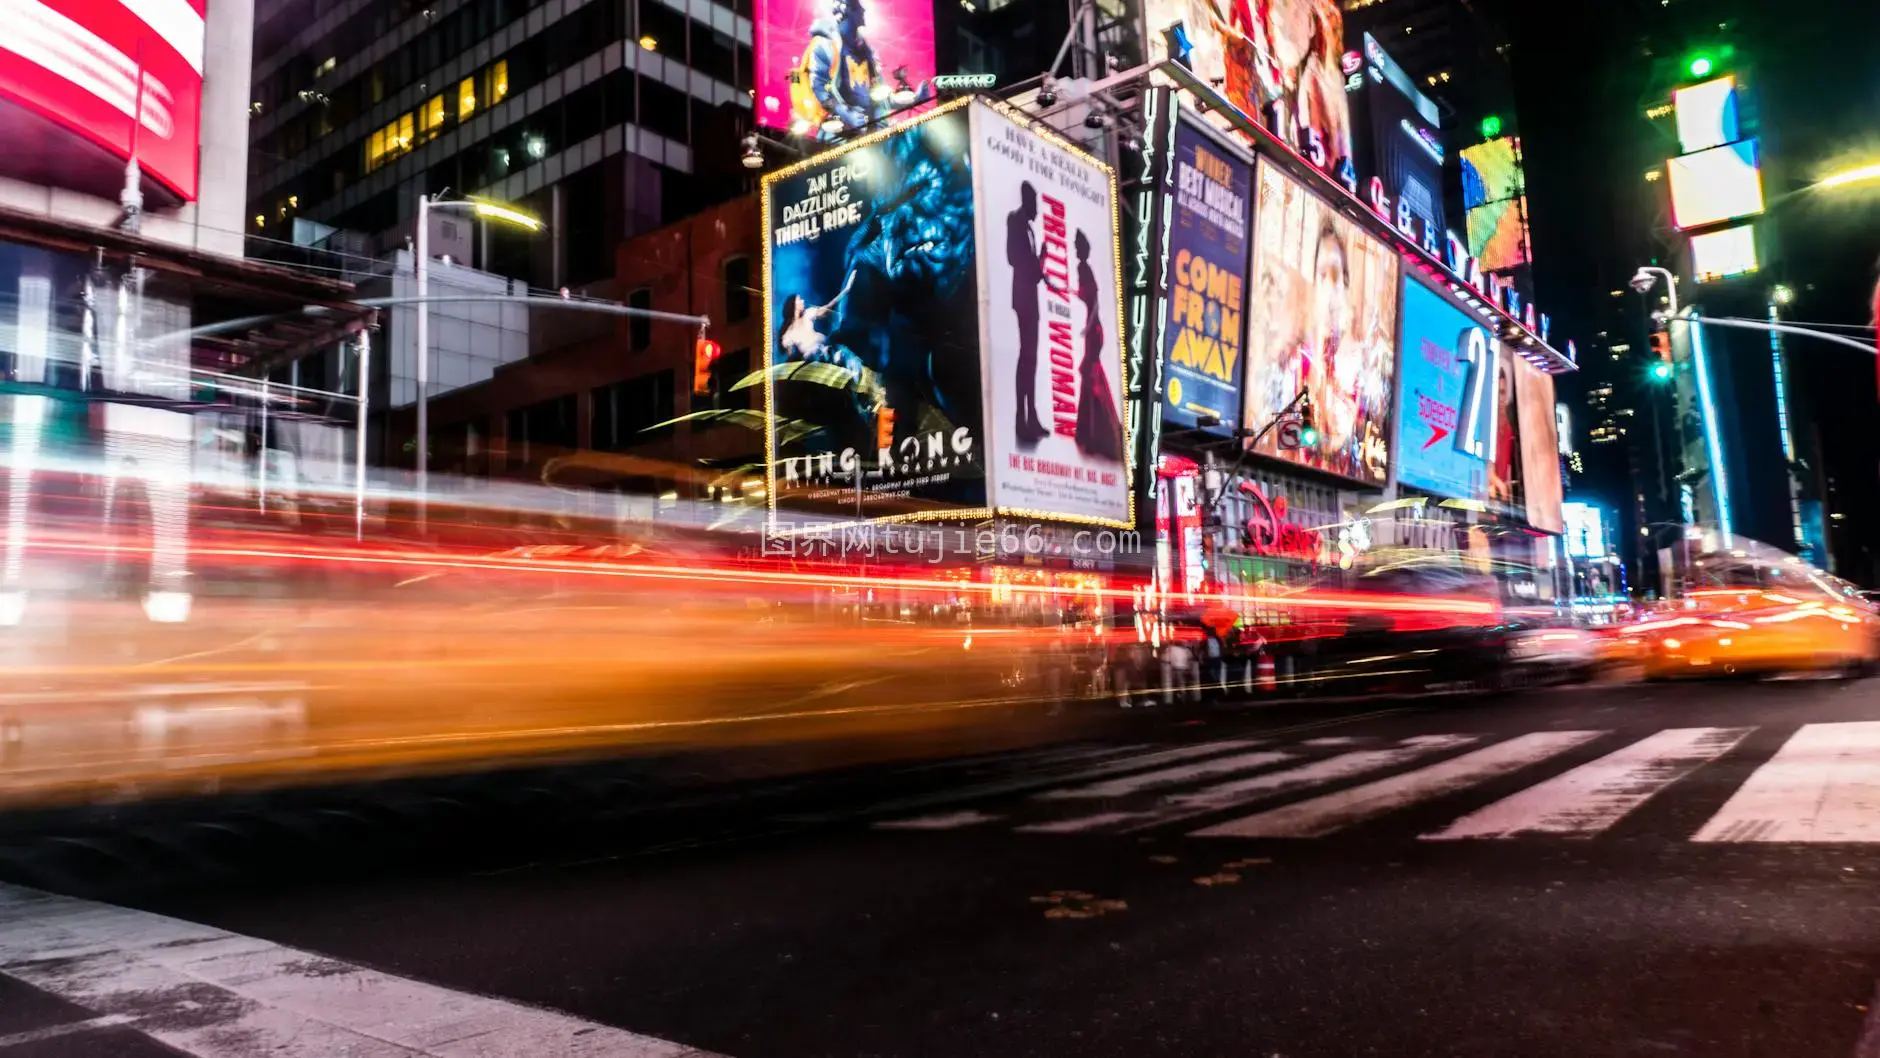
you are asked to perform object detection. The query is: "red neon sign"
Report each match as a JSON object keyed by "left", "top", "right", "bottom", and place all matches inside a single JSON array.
[
  {"left": 0, "top": 0, "right": 206, "bottom": 201},
  {"left": 1238, "top": 481, "right": 1324, "bottom": 567}
]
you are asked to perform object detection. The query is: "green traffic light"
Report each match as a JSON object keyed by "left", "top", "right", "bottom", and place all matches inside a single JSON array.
[
  {"left": 1688, "top": 55, "right": 1714, "bottom": 78},
  {"left": 1651, "top": 362, "right": 1673, "bottom": 381},
  {"left": 1480, "top": 114, "right": 1503, "bottom": 139},
  {"left": 1300, "top": 426, "right": 1320, "bottom": 447}
]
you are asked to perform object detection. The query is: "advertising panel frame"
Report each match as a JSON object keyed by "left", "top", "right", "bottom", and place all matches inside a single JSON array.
[
  {"left": 970, "top": 96, "right": 1134, "bottom": 530},
  {"left": 1241, "top": 155, "right": 1401, "bottom": 488},
  {"left": 760, "top": 96, "right": 989, "bottom": 526},
  {"left": 752, "top": 0, "right": 937, "bottom": 142},
  {"left": 1157, "top": 111, "right": 1255, "bottom": 437},
  {"left": 1392, "top": 270, "right": 1499, "bottom": 503}
]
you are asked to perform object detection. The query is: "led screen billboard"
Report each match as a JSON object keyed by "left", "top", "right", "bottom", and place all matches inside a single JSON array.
[
  {"left": 1243, "top": 158, "right": 1399, "bottom": 485},
  {"left": 1354, "top": 33, "right": 1445, "bottom": 240},
  {"left": 1145, "top": 0, "right": 1352, "bottom": 176},
  {"left": 0, "top": 0, "right": 205, "bottom": 200},
  {"left": 1674, "top": 76, "right": 1739, "bottom": 154},
  {"left": 973, "top": 100, "right": 1130, "bottom": 527},
  {"left": 762, "top": 100, "right": 985, "bottom": 515},
  {"left": 1515, "top": 358, "right": 1563, "bottom": 534},
  {"left": 754, "top": 0, "right": 936, "bottom": 142},
  {"left": 1691, "top": 223, "right": 1759, "bottom": 282},
  {"left": 1393, "top": 275, "right": 1498, "bottom": 502},
  {"left": 1460, "top": 137, "right": 1528, "bottom": 271},
  {"left": 1668, "top": 140, "right": 1765, "bottom": 230},
  {"left": 1160, "top": 119, "right": 1252, "bottom": 433},
  {"left": 1561, "top": 501, "right": 1606, "bottom": 559}
]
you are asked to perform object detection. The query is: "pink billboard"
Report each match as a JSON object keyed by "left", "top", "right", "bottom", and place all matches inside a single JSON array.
[
  {"left": 0, "top": 0, "right": 206, "bottom": 201},
  {"left": 754, "top": 0, "right": 935, "bottom": 142}
]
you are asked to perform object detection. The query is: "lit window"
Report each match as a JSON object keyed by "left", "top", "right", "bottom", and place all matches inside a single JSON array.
[
  {"left": 366, "top": 128, "right": 387, "bottom": 171},
  {"left": 486, "top": 60, "right": 509, "bottom": 106},
  {"left": 458, "top": 77, "right": 477, "bottom": 120},
  {"left": 254, "top": 214, "right": 265, "bottom": 228},
  {"left": 421, "top": 94, "right": 445, "bottom": 140},
  {"left": 396, "top": 113, "right": 415, "bottom": 151}
]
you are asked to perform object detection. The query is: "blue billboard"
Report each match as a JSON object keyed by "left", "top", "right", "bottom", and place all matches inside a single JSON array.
[
  {"left": 1159, "top": 121, "right": 1251, "bottom": 433},
  {"left": 1394, "top": 276, "right": 1498, "bottom": 501}
]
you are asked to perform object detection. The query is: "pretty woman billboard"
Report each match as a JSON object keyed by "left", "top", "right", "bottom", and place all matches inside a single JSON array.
[{"left": 972, "top": 100, "right": 1131, "bottom": 528}]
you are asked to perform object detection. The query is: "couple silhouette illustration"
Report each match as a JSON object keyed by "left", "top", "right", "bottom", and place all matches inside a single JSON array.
[{"left": 1006, "top": 181, "right": 1123, "bottom": 461}]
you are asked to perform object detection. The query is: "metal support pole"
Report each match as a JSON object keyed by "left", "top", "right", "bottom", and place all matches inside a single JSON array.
[
  {"left": 355, "top": 329, "right": 371, "bottom": 541},
  {"left": 259, "top": 377, "right": 269, "bottom": 512},
  {"left": 415, "top": 194, "right": 430, "bottom": 514}
]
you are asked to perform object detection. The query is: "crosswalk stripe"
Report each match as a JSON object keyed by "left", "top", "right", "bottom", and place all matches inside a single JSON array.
[
  {"left": 1192, "top": 731, "right": 1606, "bottom": 839},
  {"left": 1034, "top": 749, "right": 1290, "bottom": 800},
  {"left": 876, "top": 810, "right": 1004, "bottom": 830},
  {"left": 1422, "top": 727, "right": 1752, "bottom": 840},
  {"left": 1693, "top": 721, "right": 1880, "bottom": 843},
  {"left": 1035, "top": 736, "right": 1477, "bottom": 836},
  {"left": 860, "top": 740, "right": 1260, "bottom": 822}
]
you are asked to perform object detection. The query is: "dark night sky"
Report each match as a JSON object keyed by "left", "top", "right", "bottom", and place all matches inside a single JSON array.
[{"left": 1486, "top": 0, "right": 1880, "bottom": 580}]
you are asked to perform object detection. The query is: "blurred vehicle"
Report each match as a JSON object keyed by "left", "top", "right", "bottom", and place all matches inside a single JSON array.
[
  {"left": 1506, "top": 618, "right": 1602, "bottom": 683},
  {"left": 1284, "top": 556, "right": 1509, "bottom": 695},
  {"left": 1625, "top": 538, "right": 1880, "bottom": 679}
]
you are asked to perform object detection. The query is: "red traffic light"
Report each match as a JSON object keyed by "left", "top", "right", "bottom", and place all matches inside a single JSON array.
[{"left": 693, "top": 337, "right": 722, "bottom": 397}]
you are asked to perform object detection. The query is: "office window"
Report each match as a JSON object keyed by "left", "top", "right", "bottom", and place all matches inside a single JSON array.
[
  {"left": 395, "top": 112, "right": 414, "bottom": 153},
  {"left": 594, "top": 371, "right": 677, "bottom": 448},
  {"left": 458, "top": 76, "right": 477, "bottom": 121},
  {"left": 486, "top": 59, "right": 509, "bottom": 107},
  {"left": 366, "top": 128, "right": 388, "bottom": 172},
  {"left": 711, "top": 348, "right": 752, "bottom": 410},
  {"left": 722, "top": 256, "right": 751, "bottom": 323},
  {"left": 420, "top": 94, "right": 445, "bottom": 141},
  {"left": 507, "top": 394, "right": 578, "bottom": 465},
  {"left": 628, "top": 287, "right": 652, "bottom": 350}
]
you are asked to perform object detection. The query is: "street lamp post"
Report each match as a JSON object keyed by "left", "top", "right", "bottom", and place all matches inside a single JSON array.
[{"left": 413, "top": 194, "right": 543, "bottom": 514}]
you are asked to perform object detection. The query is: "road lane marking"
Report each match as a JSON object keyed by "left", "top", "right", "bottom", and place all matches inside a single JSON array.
[
  {"left": 1693, "top": 721, "right": 1880, "bottom": 843},
  {"left": 1034, "top": 748, "right": 1288, "bottom": 800},
  {"left": 876, "top": 810, "right": 1004, "bottom": 830},
  {"left": 1192, "top": 731, "right": 1605, "bottom": 839},
  {"left": 1034, "top": 737, "right": 1477, "bottom": 836},
  {"left": 1423, "top": 727, "right": 1752, "bottom": 840},
  {"left": 0, "top": 883, "right": 724, "bottom": 1058},
  {"left": 855, "top": 740, "right": 1263, "bottom": 822}
]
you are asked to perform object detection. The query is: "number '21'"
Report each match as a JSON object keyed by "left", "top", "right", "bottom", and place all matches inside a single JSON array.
[{"left": 1455, "top": 326, "right": 1500, "bottom": 461}]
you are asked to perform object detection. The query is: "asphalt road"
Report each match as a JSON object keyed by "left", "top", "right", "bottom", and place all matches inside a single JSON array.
[{"left": 7, "top": 678, "right": 1880, "bottom": 1057}]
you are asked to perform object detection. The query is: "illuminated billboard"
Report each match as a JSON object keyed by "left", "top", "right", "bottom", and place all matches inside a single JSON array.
[
  {"left": 1243, "top": 158, "right": 1399, "bottom": 485},
  {"left": 1460, "top": 137, "right": 1529, "bottom": 271},
  {"left": 754, "top": 0, "right": 936, "bottom": 141},
  {"left": 1562, "top": 502, "right": 1606, "bottom": 559},
  {"left": 1351, "top": 34, "right": 1445, "bottom": 240},
  {"left": 973, "top": 100, "right": 1130, "bottom": 526},
  {"left": 763, "top": 100, "right": 984, "bottom": 515},
  {"left": 1515, "top": 358, "right": 1563, "bottom": 534},
  {"left": 1690, "top": 223, "right": 1759, "bottom": 282},
  {"left": 1668, "top": 140, "right": 1765, "bottom": 230},
  {"left": 762, "top": 98, "right": 1130, "bottom": 527},
  {"left": 1160, "top": 119, "right": 1252, "bottom": 433},
  {"left": 1674, "top": 77, "right": 1739, "bottom": 154},
  {"left": 0, "top": 0, "right": 206, "bottom": 200},
  {"left": 1145, "top": 0, "right": 1353, "bottom": 178},
  {"left": 1392, "top": 275, "right": 1498, "bottom": 502}
]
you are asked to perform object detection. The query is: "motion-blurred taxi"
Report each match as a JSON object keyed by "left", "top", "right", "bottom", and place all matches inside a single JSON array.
[{"left": 1626, "top": 543, "right": 1880, "bottom": 679}]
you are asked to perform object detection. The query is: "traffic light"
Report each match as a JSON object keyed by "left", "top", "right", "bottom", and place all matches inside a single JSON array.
[
  {"left": 876, "top": 405, "right": 895, "bottom": 450},
  {"left": 692, "top": 336, "right": 721, "bottom": 397},
  {"left": 1297, "top": 396, "right": 1319, "bottom": 448},
  {"left": 1649, "top": 330, "right": 1671, "bottom": 362},
  {"left": 1651, "top": 361, "right": 1673, "bottom": 382}
]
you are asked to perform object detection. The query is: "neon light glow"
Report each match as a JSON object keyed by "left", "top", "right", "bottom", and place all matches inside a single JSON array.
[{"left": 1688, "top": 312, "right": 1733, "bottom": 542}]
